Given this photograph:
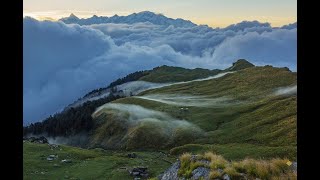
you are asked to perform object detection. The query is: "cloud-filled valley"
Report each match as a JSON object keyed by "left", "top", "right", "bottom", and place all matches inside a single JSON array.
[{"left": 23, "top": 13, "right": 297, "bottom": 124}]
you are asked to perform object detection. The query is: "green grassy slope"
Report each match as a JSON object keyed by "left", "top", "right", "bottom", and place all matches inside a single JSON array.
[
  {"left": 140, "top": 65, "right": 221, "bottom": 83},
  {"left": 23, "top": 142, "right": 175, "bottom": 180},
  {"left": 92, "top": 64, "right": 296, "bottom": 159}
]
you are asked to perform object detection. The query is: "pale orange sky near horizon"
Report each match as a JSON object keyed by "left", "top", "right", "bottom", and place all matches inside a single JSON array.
[{"left": 23, "top": 0, "right": 297, "bottom": 28}]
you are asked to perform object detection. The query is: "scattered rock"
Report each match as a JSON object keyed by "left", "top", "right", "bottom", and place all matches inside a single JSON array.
[
  {"left": 49, "top": 144, "right": 59, "bottom": 149},
  {"left": 128, "top": 153, "right": 137, "bottom": 158},
  {"left": 47, "top": 157, "right": 54, "bottom": 161},
  {"left": 47, "top": 154, "right": 57, "bottom": 161},
  {"left": 291, "top": 162, "right": 297, "bottom": 172},
  {"left": 222, "top": 174, "right": 231, "bottom": 180},
  {"left": 61, "top": 159, "right": 72, "bottom": 163},
  {"left": 191, "top": 167, "right": 210, "bottom": 180},
  {"left": 129, "top": 167, "right": 149, "bottom": 178}
]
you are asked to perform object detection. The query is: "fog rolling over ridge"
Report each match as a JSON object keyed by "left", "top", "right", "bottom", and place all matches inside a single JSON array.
[
  {"left": 274, "top": 85, "right": 297, "bottom": 96},
  {"left": 66, "top": 71, "right": 236, "bottom": 109},
  {"left": 93, "top": 103, "right": 198, "bottom": 129},
  {"left": 116, "top": 71, "right": 235, "bottom": 96},
  {"left": 92, "top": 103, "right": 204, "bottom": 142},
  {"left": 135, "top": 95, "right": 239, "bottom": 107},
  {"left": 23, "top": 11, "right": 297, "bottom": 124}
]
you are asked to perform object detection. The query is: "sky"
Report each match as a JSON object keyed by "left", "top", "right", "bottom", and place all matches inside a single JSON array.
[{"left": 23, "top": 0, "right": 297, "bottom": 28}]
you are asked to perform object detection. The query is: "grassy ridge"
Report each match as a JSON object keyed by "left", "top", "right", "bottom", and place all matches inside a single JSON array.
[
  {"left": 89, "top": 65, "right": 296, "bottom": 160},
  {"left": 140, "top": 65, "right": 221, "bottom": 83},
  {"left": 111, "top": 66, "right": 297, "bottom": 146}
]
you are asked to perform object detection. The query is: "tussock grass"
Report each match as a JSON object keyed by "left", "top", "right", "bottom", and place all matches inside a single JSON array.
[
  {"left": 209, "top": 170, "right": 222, "bottom": 179},
  {"left": 178, "top": 152, "right": 296, "bottom": 179},
  {"left": 233, "top": 158, "right": 294, "bottom": 179},
  {"left": 203, "top": 152, "right": 228, "bottom": 170},
  {"left": 178, "top": 153, "right": 207, "bottom": 178},
  {"left": 223, "top": 166, "right": 241, "bottom": 178}
]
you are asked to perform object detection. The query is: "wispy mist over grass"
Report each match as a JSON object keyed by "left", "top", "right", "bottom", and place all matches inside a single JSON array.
[
  {"left": 114, "top": 72, "right": 235, "bottom": 96},
  {"left": 93, "top": 103, "right": 200, "bottom": 129},
  {"left": 134, "top": 94, "right": 241, "bottom": 107},
  {"left": 274, "top": 85, "right": 297, "bottom": 96},
  {"left": 92, "top": 103, "right": 204, "bottom": 149}
]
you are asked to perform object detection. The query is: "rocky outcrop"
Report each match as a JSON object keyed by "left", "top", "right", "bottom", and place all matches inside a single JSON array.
[
  {"left": 191, "top": 167, "right": 210, "bottom": 180},
  {"left": 159, "top": 161, "right": 180, "bottom": 180},
  {"left": 158, "top": 160, "right": 211, "bottom": 180}
]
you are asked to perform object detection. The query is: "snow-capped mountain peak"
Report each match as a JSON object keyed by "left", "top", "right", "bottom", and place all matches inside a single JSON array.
[{"left": 59, "top": 11, "right": 197, "bottom": 27}]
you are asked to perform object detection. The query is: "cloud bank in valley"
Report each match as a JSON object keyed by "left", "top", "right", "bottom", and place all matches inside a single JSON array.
[{"left": 23, "top": 16, "right": 297, "bottom": 124}]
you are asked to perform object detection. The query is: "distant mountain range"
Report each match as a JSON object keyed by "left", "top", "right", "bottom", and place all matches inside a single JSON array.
[
  {"left": 59, "top": 11, "right": 297, "bottom": 30},
  {"left": 59, "top": 11, "right": 197, "bottom": 27}
]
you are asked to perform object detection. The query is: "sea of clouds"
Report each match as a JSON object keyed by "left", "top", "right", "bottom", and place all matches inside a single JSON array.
[{"left": 23, "top": 17, "right": 296, "bottom": 124}]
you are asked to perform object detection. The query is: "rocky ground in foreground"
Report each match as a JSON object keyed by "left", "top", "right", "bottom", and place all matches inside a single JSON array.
[
  {"left": 24, "top": 138, "right": 296, "bottom": 180},
  {"left": 159, "top": 153, "right": 297, "bottom": 180}
]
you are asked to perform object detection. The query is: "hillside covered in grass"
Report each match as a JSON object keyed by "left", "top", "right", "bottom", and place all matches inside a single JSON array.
[
  {"left": 88, "top": 60, "right": 296, "bottom": 159},
  {"left": 24, "top": 59, "right": 297, "bottom": 162}
]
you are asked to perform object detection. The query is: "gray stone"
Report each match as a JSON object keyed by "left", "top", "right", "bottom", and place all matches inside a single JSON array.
[
  {"left": 191, "top": 167, "right": 210, "bottom": 180},
  {"left": 47, "top": 157, "right": 54, "bottom": 161},
  {"left": 128, "top": 153, "right": 137, "bottom": 158},
  {"left": 222, "top": 174, "right": 231, "bottom": 180},
  {"left": 132, "top": 172, "right": 140, "bottom": 176},
  {"left": 61, "top": 159, "right": 72, "bottom": 163},
  {"left": 130, "top": 167, "right": 149, "bottom": 178},
  {"left": 159, "top": 162, "right": 180, "bottom": 180},
  {"left": 291, "top": 162, "right": 297, "bottom": 172}
]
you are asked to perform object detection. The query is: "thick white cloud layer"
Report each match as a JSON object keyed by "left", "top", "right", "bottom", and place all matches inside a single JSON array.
[{"left": 23, "top": 17, "right": 297, "bottom": 124}]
